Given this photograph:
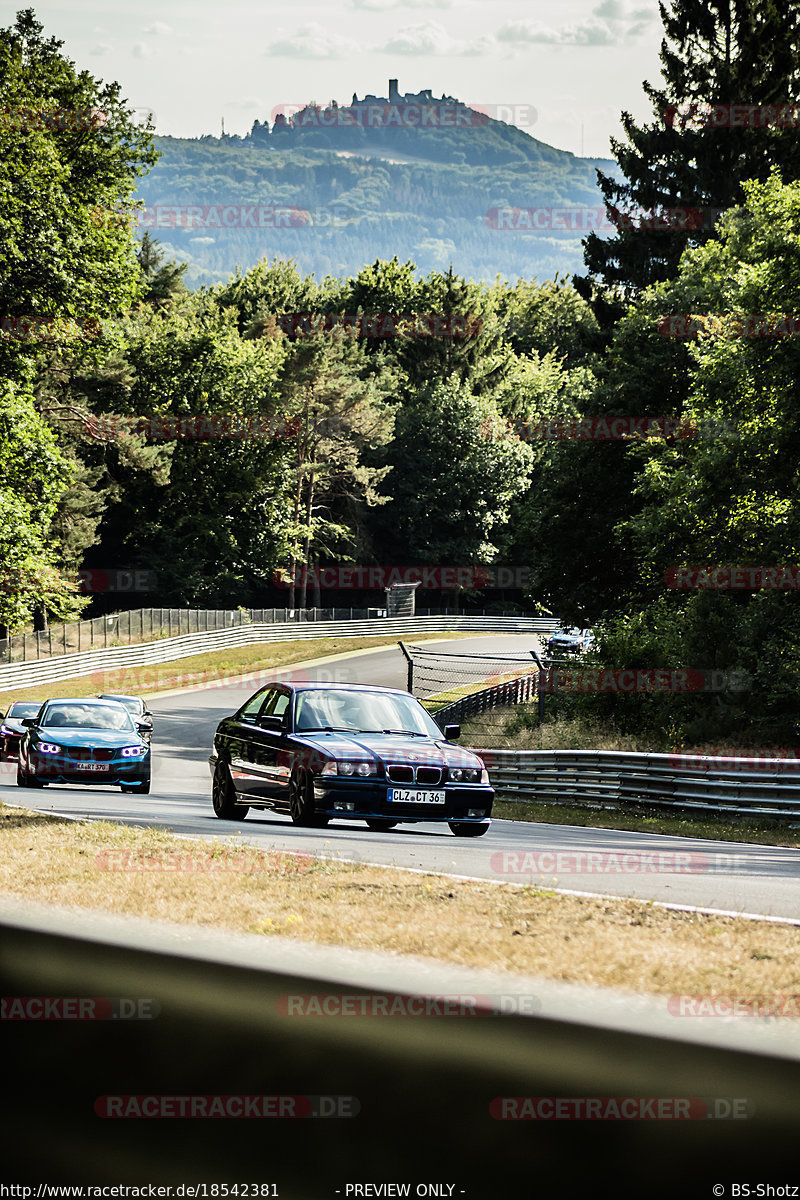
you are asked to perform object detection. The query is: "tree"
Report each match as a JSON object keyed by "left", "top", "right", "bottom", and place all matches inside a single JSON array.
[
  {"left": 0, "top": 9, "right": 157, "bottom": 329},
  {"left": 590, "top": 173, "right": 800, "bottom": 740},
  {"left": 278, "top": 331, "right": 396, "bottom": 609},
  {"left": 0, "top": 378, "right": 82, "bottom": 632},
  {"left": 374, "top": 376, "right": 534, "bottom": 566},
  {"left": 579, "top": 0, "right": 800, "bottom": 298}
]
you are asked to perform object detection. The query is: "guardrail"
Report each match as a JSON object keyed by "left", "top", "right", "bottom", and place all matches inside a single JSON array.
[
  {"left": 3, "top": 899, "right": 800, "bottom": 1189},
  {"left": 0, "top": 614, "right": 555, "bottom": 693},
  {"left": 431, "top": 670, "right": 540, "bottom": 724},
  {"left": 476, "top": 747, "right": 800, "bottom": 819}
]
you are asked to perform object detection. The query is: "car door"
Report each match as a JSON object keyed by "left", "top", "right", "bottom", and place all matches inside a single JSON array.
[
  {"left": 225, "top": 686, "right": 273, "bottom": 797},
  {"left": 247, "top": 688, "right": 292, "bottom": 802},
  {"left": 229, "top": 687, "right": 291, "bottom": 802}
]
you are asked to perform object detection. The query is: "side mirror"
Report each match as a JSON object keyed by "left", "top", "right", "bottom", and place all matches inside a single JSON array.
[
  {"left": 258, "top": 714, "right": 285, "bottom": 732},
  {"left": 143, "top": 711, "right": 153, "bottom": 719},
  {"left": 135, "top": 720, "right": 151, "bottom": 732},
  {"left": 443, "top": 724, "right": 461, "bottom": 741},
  {"left": 21, "top": 717, "right": 37, "bottom": 728}
]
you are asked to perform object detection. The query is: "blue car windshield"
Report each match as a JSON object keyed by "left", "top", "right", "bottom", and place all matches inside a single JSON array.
[
  {"left": 41, "top": 704, "right": 135, "bottom": 732},
  {"left": 294, "top": 690, "right": 441, "bottom": 737}
]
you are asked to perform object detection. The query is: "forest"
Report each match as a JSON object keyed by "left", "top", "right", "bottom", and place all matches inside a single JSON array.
[{"left": 3, "top": 2, "right": 800, "bottom": 743}]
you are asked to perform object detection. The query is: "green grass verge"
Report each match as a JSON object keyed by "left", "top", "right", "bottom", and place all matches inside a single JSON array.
[{"left": 492, "top": 797, "right": 800, "bottom": 848}]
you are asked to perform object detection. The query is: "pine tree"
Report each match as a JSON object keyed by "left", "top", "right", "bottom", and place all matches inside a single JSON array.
[{"left": 579, "top": 0, "right": 800, "bottom": 298}]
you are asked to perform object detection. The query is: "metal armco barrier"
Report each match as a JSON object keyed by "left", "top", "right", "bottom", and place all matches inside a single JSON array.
[
  {"left": 3, "top": 901, "right": 800, "bottom": 1191},
  {"left": 0, "top": 615, "right": 554, "bottom": 692},
  {"left": 433, "top": 670, "right": 539, "bottom": 724},
  {"left": 476, "top": 748, "right": 800, "bottom": 819}
]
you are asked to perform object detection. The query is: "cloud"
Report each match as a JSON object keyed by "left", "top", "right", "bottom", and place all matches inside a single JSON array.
[
  {"left": 382, "top": 20, "right": 453, "bottom": 54},
  {"left": 379, "top": 19, "right": 486, "bottom": 54},
  {"left": 224, "top": 97, "right": 265, "bottom": 110},
  {"left": 144, "top": 21, "right": 172, "bottom": 35},
  {"left": 495, "top": 1, "right": 657, "bottom": 48},
  {"left": 89, "top": 43, "right": 112, "bottom": 56},
  {"left": 132, "top": 42, "right": 153, "bottom": 59},
  {"left": 267, "top": 23, "right": 359, "bottom": 58},
  {"left": 352, "top": 0, "right": 452, "bottom": 8}
]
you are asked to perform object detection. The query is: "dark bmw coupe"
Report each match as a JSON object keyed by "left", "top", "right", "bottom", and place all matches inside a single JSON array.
[
  {"left": 209, "top": 682, "right": 493, "bottom": 836},
  {"left": 17, "top": 698, "right": 151, "bottom": 792},
  {"left": 0, "top": 701, "right": 44, "bottom": 759}
]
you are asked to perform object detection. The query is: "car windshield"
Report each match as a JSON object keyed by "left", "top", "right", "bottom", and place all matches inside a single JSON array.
[
  {"left": 101, "top": 696, "right": 142, "bottom": 715},
  {"left": 294, "top": 689, "right": 442, "bottom": 737},
  {"left": 41, "top": 704, "right": 136, "bottom": 732},
  {"left": 6, "top": 702, "right": 41, "bottom": 719}
]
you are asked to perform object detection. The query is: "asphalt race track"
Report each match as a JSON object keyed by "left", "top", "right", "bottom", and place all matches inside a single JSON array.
[{"left": 3, "top": 635, "right": 799, "bottom": 920}]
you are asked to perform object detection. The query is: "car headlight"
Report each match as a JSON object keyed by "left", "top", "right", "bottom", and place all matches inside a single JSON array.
[
  {"left": 336, "top": 761, "right": 375, "bottom": 776},
  {"left": 449, "top": 766, "right": 486, "bottom": 783},
  {"left": 38, "top": 742, "right": 61, "bottom": 754},
  {"left": 121, "top": 745, "right": 147, "bottom": 757}
]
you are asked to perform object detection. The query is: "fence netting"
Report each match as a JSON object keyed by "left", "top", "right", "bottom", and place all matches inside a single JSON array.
[{"left": 409, "top": 646, "right": 542, "bottom": 744}]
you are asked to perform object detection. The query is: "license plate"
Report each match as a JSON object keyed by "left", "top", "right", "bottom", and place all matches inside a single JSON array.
[
  {"left": 387, "top": 788, "right": 445, "bottom": 805},
  {"left": 78, "top": 763, "right": 110, "bottom": 772}
]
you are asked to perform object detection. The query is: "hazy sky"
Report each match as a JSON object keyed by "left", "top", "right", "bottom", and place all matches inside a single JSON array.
[{"left": 25, "top": 0, "right": 666, "bottom": 156}]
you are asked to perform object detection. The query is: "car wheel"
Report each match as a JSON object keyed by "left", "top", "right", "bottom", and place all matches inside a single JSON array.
[
  {"left": 212, "top": 760, "right": 248, "bottom": 820},
  {"left": 448, "top": 821, "right": 489, "bottom": 837},
  {"left": 289, "top": 769, "right": 328, "bottom": 827},
  {"left": 16, "top": 765, "right": 45, "bottom": 788},
  {"left": 365, "top": 819, "right": 398, "bottom": 831}
]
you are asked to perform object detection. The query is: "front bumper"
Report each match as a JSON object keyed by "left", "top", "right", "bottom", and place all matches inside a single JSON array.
[
  {"left": 25, "top": 752, "right": 150, "bottom": 786},
  {"left": 312, "top": 776, "right": 494, "bottom": 825}
]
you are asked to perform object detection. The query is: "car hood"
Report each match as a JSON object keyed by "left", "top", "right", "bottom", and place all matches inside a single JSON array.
[
  {"left": 292, "top": 731, "right": 482, "bottom": 769},
  {"left": 1, "top": 718, "right": 26, "bottom": 735},
  {"left": 32, "top": 726, "right": 144, "bottom": 749}
]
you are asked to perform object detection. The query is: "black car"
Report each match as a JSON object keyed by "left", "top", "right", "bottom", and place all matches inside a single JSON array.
[
  {"left": 209, "top": 682, "right": 493, "bottom": 836},
  {"left": 97, "top": 693, "right": 153, "bottom": 742},
  {"left": 17, "top": 698, "right": 151, "bottom": 792},
  {"left": 0, "top": 701, "right": 44, "bottom": 758}
]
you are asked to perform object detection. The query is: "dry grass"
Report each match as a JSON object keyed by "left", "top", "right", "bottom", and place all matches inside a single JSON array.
[
  {"left": 2, "top": 804, "right": 799, "bottom": 1006},
  {"left": 0, "top": 631, "right": 473, "bottom": 710}
]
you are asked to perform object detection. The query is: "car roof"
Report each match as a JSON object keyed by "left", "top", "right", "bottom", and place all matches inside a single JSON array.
[
  {"left": 43, "top": 697, "right": 130, "bottom": 708},
  {"left": 98, "top": 693, "right": 142, "bottom": 703},
  {"left": 273, "top": 682, "right": 410, "bottom": 697}
]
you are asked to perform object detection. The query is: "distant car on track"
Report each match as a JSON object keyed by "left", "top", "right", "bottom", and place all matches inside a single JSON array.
[
  {"left": 17, "top": 698, "right": 151, "bottom": 793},
  {"left": 209, "top": 682, "right": 494, "bottom": 836},
  {"left": 97, "top": 693, "right": 153, "bottom": 742},
  {"left": 0, "top": 701, "right": 44, "bottom": 759},
  {"left": 546, "top": 627, "right": 595, "bottom": 656}
]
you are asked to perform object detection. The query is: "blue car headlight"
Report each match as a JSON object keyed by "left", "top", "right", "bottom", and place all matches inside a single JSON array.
[
  {"left": 39, "top": 742, "right": 61, "bottom": 754},
  {"left": 121, "top": 745, "right": 147, "bottom": 758}
]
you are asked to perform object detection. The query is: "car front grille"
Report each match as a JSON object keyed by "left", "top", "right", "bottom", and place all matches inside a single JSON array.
[
  {"left": 61, "top": 746, "right": 116, "bottom": 762},
  {"left": 387, "top": 764, "right": 443, "bottom": 786}
]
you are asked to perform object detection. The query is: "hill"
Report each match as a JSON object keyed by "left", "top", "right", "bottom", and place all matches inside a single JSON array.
[{"left": 135, "top": 82, "right": 620, "bottom": 286}]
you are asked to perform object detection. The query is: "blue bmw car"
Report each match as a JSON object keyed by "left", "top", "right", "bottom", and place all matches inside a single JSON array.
[
  {"left": 209, "top": 682, "right": 494, "bottom": 836},
  {"left": 17, "top": 698, "right": 151, "bottom": 793}
]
